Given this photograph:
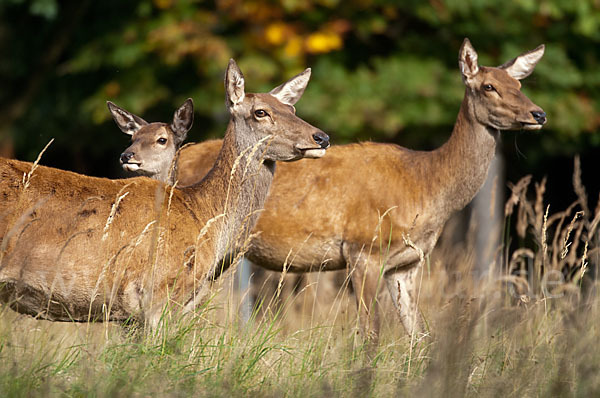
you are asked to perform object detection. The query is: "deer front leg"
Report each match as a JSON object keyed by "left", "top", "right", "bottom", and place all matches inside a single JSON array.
[
  {"left": 350, "top": 262, "right": 382, "bottom": 344},
  {"left": 344, "top": 244, "right": 384, "bottom": 345},
  {"left": 385, "top": 263, "right": 425, "bottom": 338}
]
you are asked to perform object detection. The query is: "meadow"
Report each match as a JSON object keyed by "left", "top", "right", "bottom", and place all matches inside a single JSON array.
[{"left": 0, "top": 158, "right": 597, "bottom": 397}]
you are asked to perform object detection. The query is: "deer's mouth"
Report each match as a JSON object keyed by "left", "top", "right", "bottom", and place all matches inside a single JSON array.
[
  {"left": 122, "top": 161, "right": 142, "bottom": 171},
  {"left": 520, "top": 121, "right": 544, "bottom": 131},
  {"left": 298, "top": 147, "right": 327, "bottom": 158}
]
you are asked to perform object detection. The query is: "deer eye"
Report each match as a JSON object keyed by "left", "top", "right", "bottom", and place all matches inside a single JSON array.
[
  {"left": 254, "top": 109, "right": 268, "bottom": 118},
  {"left": 157, "top": 138, "right": 167, "bottom": 145},
  {"left": 483, "top": 84, "right": 495, "bottom": 92}
]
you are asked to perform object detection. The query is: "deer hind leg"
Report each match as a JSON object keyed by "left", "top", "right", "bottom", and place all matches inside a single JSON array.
[{"left": 385, "top": 263, "right": 425, "bottom": 338}]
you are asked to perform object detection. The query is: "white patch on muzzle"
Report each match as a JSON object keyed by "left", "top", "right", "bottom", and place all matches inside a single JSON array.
[
  {"left": 122, "top": 163, "right": 141, "bottom": 171},
  {"left": 302, "top": 148, "right": 327, "bottom": 158}
]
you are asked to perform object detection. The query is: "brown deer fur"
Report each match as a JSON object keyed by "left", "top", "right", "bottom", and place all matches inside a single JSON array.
[
  {"left": 0, "top": 59, "right": 328, "bottom": 326},
  {"left": 116, "top": 39, "right": 547, "bottom": 340}
]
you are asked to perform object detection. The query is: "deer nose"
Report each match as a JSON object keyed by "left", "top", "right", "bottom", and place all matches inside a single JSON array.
[
  {"left": 312, "top": 131, "right": 330, "bottom": 149},
  {"left": 120, "top": 151, "right": 134, "bottom": 163},
  {"left": 531, "top": 111, "right": 546, "bottom": 124}
]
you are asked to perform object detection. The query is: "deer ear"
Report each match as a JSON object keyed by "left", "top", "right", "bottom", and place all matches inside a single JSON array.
[
  {"left": 107, "top": 101, "right": 148, "bottom": 136},
  {"left": 171, "top": 98, "right": 194, "bottom": 141},
  {"left": 269, "top": 68, "right": 311, "bottom": 106},
  {"left": 499, "top": 44, "right": 545, "bottom": 80},
  {"left": 459, "top": 38, "right": 479, "bottom": 82},
  {"left": 225, "top": 59, "right": 245, "bottom": 107}
]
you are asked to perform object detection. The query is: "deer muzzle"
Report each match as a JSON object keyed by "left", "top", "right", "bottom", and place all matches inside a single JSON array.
[
  {"left": 531, "top": 110, "right": 546, "bottom": 125},
  {"left": 120, "top": 151, "right": 141, "bottom": 170},
  {"left": 519, "top": 109, "right": 546, "bottom": 130},
  {"left": 297, "top": 131, "right": 329, "bottom": 158}
]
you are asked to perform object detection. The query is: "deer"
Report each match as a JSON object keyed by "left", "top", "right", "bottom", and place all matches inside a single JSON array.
[
  {"left": 0, "top": 59, "right": 330, "bottom": 328},
  {"left": 110, "top": 99, "right": 193, "bottom": 185},
  {"left": 109, "top": 105, "right": 312, "bottom": 315},
  {"left": 112, "top": 39, "right": 547, "bottom": 342}
]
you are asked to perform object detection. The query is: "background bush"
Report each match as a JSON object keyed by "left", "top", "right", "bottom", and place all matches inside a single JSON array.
[{"left": 1, "top": 0, "right": 599, "bottom": 206}]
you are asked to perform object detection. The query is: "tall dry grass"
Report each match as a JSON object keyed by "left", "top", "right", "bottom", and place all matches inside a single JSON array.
[{"left": 0, "top": 155, "right": 598, "bottom": 396}]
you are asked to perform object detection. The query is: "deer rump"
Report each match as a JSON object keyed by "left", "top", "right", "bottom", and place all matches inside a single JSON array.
[{"left": 0, "top": 159, "right": 210, "bottom": 322}]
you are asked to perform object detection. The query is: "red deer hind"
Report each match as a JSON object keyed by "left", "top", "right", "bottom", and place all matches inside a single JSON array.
[{"left": 0, "top": 59, "right": 329, "bottom": 327}]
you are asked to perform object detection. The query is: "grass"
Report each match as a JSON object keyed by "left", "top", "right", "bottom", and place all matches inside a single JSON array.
[
  {"left": 0, "top": 264, "right": 597, "bottom": 396},
  {"left": 0, "top": 159, "right": 599, "bottom": 396}
]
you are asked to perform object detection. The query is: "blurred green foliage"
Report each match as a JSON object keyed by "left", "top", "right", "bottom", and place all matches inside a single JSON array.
[{"left": 0, "top": 0, "right": 599, "bottom": 182}]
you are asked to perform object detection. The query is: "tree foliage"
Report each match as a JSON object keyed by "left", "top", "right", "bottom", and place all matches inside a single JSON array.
[{"left": 1, "top": 0, "right": 599, "bottom": 182}]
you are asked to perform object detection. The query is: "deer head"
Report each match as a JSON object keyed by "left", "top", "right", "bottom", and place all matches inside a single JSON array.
[
  {"left": 107, "top": 99, "right": 194, "bottom": 180},
  {"left": 225, "top": 59, "right": 329, "bottom": 161},
  {"left": 459, "top": 38, "right": 546, "bottom": 131}
]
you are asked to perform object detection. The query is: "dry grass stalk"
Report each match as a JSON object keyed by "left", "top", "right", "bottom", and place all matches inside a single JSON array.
[
  {"left": 22, "top": 138, "right": 54, "bottom": 191},
  {"left": 242, "top": 135, "right": 273, "bottom": 177},
  {"left": 534, "top": 178, "right": 547, "bottom": 230},
  {"left": 579, "top": 241, "right": 589, "bottom": 281},
  {"left": 274, "top": 252, "right": 292, "bottom": 303},
  {"left": 101, "top": 183, "right": 132, "bottom": 241},
  {"left": 167, "top": 180, "right": 178, "bottom": 216},
  {"left": 561, "top": 211, "right": 584, "bottom": 259},
  {"left": 573, "top": 155, "right": 590, "bottom": 217},
  {"left": 542, "top": 204, "right": 549, "bottom": 267}
]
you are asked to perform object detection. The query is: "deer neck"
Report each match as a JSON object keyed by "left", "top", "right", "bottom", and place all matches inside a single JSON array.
[
  {"left": 187, "top": 120, "right": 275, "bottom": 265},
  {"left": 429, "top": 91, "right": 498, "bottom": 218}
]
